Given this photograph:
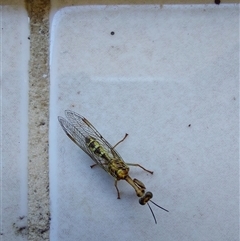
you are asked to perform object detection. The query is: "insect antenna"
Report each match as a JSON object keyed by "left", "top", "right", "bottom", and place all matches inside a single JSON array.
[
  {"left": 149, "top": 200, "right": 169, "bottom": 213},
  {"left": 147, "top": 202, "right": 158, "bottom": 224},
  {"left": 139, "top": 192, "right": 169, "bottom": 224}
]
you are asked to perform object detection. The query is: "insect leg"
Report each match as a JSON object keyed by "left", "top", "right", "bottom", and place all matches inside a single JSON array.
[
  {"left": 126, "top": 163, "right": 153, "bottom": 174},
  {"left": 90, "top": 161, "right": 108, "bottom": 168},
  {"left": 112, "top": 133, "right": 128, "bottom": 149},
  {"left": 90, "top": 163, "right": 98, "bottom": 168},
  {"left": 114, "top": 179, "right": 121, "bottom": 199}
]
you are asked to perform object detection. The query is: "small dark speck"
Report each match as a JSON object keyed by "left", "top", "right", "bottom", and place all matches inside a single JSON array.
[
  {"left": 0, "top": 233, "right": 3, "bottom": 235},
  {"left": 188, "top": 124, "right": 191, "bottom": 127},
  {"left": 214, "top": 0, "right": 220, "bottom": 4},
  {"left": 18, "top": 226, "right": 27, "bottom": 232},
  {"left": 28, "top": 36, "right": 30, "bottom": 40},
  {"left": 111, "top": 31, "right": 115, "bottom": 35},
  {"left": 39, "top": 121, "right": 45, "bottom": 126},
  {"left": 233, "top": 97, "right": 236, "bottom": 100}
]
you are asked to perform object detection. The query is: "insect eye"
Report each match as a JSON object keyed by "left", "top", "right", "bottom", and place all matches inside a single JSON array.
[{"left": 139, "top": 192, "right": 153, "bottom": 205}]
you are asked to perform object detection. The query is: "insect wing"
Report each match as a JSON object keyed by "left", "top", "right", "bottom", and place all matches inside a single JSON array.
[
  {"left": 58, "top": 110, "right": 122, "bottom": 171},
  {"left": 64, "top": 110, "right": 122, "bottom": 159},
  {"left": 64, "top": 110, "right": 112, "bottom": 149},
  {"left": 58, "top": 116, "right": 94, "bottom": 158}
]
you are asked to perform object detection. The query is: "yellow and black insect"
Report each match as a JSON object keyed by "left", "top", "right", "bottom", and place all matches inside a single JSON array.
[{"left": 58, "top": 110, "right": 169, "bottom": 223}]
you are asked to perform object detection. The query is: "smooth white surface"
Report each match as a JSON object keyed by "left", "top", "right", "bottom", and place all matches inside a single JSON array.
[
  {"left": 50, "top": 5, "right": 239, "bottom": 241},
  {"left": 1, "top": 4, "right": 29, "bottom": 241}
]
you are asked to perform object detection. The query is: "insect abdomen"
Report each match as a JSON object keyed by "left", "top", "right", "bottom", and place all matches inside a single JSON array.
[{"left": 85, "top": 136, "right": 110, "bottom": 161}]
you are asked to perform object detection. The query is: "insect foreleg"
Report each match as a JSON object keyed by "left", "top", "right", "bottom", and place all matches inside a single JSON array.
[
  {"left": 114, "top": 179, "right": 121, "bottom": 199},
  {"left": 126, "top": 163, "right": 153, "bottom": 175}
]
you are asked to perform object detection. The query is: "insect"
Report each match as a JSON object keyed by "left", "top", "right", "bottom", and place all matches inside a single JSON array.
[{"left": 58, "top": 110, "right": 169, "bottom": 223}]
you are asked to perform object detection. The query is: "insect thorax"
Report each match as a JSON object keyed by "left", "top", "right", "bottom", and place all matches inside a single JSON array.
[{"left": 108, "top": 159, "right": 129, "bottom": 180}]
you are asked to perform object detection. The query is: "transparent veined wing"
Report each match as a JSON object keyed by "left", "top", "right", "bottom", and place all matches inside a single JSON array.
[{"left": 58, "top": 110, "right": 123, "bottom": 171}]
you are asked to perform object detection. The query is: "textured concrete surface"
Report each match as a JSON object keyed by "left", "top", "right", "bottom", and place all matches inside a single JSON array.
[{"left": 27, "top": 0, "right": 50, "bottom": 240}]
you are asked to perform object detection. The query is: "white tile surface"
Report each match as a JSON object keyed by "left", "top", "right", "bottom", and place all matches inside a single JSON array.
[
  {"left": 1, "top": 3, "right": 29, "bottom": 241},
  {"left": 50, "top": 5, "right": 239, "bottom": 241}
]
